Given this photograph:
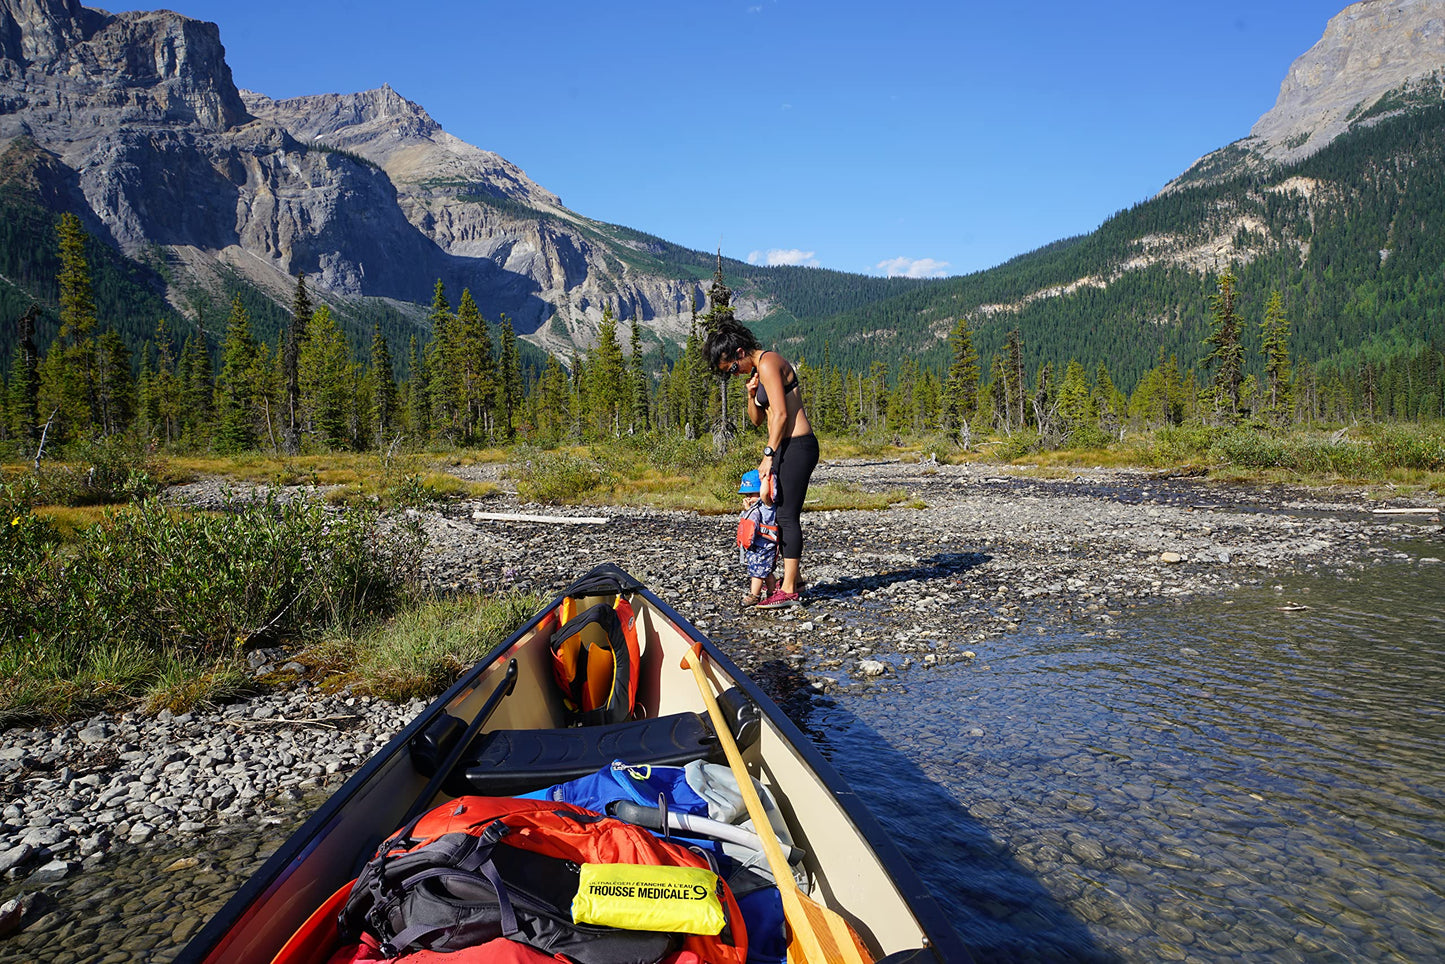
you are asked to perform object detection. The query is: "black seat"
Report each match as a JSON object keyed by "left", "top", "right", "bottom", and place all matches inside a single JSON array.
[{"left": 411, "top": 711, "right": 726, "bottom": 797}]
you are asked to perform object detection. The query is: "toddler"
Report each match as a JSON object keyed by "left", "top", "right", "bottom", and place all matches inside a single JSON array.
[{"left": 736, "top": 469, "right": 778, "bottom": 607}]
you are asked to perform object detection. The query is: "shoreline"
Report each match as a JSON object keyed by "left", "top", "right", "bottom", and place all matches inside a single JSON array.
[{"left": 2, "top": 460, "right": 1441, "bottom": 949}]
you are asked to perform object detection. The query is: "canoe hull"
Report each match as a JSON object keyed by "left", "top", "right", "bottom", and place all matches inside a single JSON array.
[{"left": 179, "top": 568, "right": 969, "bottom": 963}]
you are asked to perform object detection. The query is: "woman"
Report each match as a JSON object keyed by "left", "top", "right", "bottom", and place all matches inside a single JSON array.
[{"left": 705, "top": 320, "right": 818, "bottom": 609}]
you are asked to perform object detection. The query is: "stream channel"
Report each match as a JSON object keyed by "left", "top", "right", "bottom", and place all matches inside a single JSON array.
[{"left": 821, "top": 532, "right": 1445, "bottom": 961}]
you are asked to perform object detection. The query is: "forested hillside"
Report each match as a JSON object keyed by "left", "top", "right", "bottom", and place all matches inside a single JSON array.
[
  {"left": 4, "top": 94, "right": 1445, "bottom": 437},
  {"left": 774, "top": 100, "right": 1445, "bottom": 397}
]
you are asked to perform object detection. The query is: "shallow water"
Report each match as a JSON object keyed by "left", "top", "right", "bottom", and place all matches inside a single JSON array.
[
  {"left": 6, "top": 530, "right": 1441, "bottom": 963},
  {"left": 818, "top": 545, "right": 1445, "bottom": 961}
]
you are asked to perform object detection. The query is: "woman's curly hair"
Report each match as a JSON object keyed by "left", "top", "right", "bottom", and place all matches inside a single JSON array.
[{"left": 703, "top": 319, "right": 761, "bottom": 376}]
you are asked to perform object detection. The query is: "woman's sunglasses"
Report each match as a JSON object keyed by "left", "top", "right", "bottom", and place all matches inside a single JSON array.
[{"left": 719, "top": 361, "right": 740, "bottom": 377}]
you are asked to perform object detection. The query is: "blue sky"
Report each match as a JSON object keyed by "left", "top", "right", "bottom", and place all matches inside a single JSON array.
[{"left": 131, "top": 1, "right": 1351, "bottom": 278}]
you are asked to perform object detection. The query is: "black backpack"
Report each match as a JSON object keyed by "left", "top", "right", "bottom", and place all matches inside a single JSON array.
[{"left": 338, "top": 816, "right": 675, "bottom": 963}]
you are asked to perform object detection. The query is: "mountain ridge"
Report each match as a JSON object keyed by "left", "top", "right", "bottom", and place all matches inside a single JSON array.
[{"left": 2, "top": 0, "right": 1444, "bottom": 389}]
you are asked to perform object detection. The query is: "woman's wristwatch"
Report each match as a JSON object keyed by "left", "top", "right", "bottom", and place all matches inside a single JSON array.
[{"left": 762, "top": 445, "right": 775, "bottom": 458}]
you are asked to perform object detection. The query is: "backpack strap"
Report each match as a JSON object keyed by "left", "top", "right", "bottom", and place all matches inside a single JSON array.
[{"left": 384, "top": 839, "right": 517, "bottom": 955}]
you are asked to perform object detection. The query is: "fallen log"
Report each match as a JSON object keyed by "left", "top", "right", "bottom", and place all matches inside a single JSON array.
[{"left": 471, "top": 511, "right": 610, "bottom": 524}]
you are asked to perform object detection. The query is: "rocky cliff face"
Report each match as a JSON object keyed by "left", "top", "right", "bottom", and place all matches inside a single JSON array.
[
  {"left": 0, "top": 0, "right": 711, "bottom": 351},
  {"left": 241, "top": 86, "right": 710, "bottom": 350},
  {"left": 1248, "top": 0, "right": 1445, "bottom": 161},
  {"left": 1168, "top": 0, "right": 1445, "bottom": 189}
]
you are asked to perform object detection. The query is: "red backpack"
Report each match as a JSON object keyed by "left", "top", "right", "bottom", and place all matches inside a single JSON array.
[{"left": 336, "top": 796, "right": 748, "bottom": 964}]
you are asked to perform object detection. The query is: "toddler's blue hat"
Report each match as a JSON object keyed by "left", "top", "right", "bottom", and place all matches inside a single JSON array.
[{"left": 739, "top": 469, "right": 761, "bottom": 494}]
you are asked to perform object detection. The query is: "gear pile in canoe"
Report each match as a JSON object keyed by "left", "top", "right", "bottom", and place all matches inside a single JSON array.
[{"left": 178, "top": 564, "right": 970, "bottom": 964}]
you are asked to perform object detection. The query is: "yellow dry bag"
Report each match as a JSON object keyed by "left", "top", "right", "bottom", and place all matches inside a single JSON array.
[{"left": 571, "top": 862, "right": 726, "bottom": 935}]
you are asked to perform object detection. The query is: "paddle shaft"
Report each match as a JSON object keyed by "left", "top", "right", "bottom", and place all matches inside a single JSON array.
[
  {"left": 402, "top": 658, "right": 518, "bottom": 826},
  {"left": 681, "top": 646, "right": 872, "bottom": 964}
]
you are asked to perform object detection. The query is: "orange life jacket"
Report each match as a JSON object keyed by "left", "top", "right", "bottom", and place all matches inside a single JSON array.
[{"left": 547, "top": 596, "right": 641, "bottom": 726}]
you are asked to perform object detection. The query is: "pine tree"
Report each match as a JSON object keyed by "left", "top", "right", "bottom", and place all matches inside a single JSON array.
[
  {"left": 179, "top": 322, "right": 213, "bottom": 445},
  {"left": 1162, "top": 353, "right": 1187, "bottom": 426},
  {"left": 628, "top": 316, "right": 649, "bottom": 433},
  {"left": 7, "top": 304, "right": 40, "bottom": 444},
  {"left": 455, "top": 290, "right": 494, "bottom": 441},
  {"left": 1057, "top": 359, "right": 1093, "bottom": 433},
  {"left": 1007, "top": 329, "right": 1026, "bottom": 431},
  {"left": 1032, "top": 361, "right": 1056, "bottom": 436},
  {"left": 569, "top": 348, "right": 586, "bottom": 439},
  {"left": 700, "top": 256, "right": 736, "bottom": 440},
  {"left": 41, "top": 213, "right": 99, "bottom": 440},
  {"left": 300, "top": 305, "right": 355, "bottom": 450},
  {"left": 214, "top": 294, "right": 258, "bottom": 453},
  {"left": 496, "top": 316, "right": 522, "bottom": 440},
  {"left": 1204, "top": 269, "right": 1244, "bottom": 420},
  {"left": 588, "top": 305, "right": 627, "bottom": 437},
  {"left": 682, "top": 309, "right": 709, "bottom": 439},
  {"left": 94, "top": 328, "right": 133, "bottom": 436},
  {"left": 406, "top": 335, "right": 429, "bottom": 437},
  {"left": 941, "top": 317, "right": 979, "bottom": 437},
  {"left": 370, "top": 325, "right": 398, "bottom": 449},
  {"left": 283, "top": 272, "right": 312, "bottom": 452},
  {"left": 886, "top": 357, "right": 919, "bottom": 436},
  {"left": 145, "top": 320, "right": 181, "bottom": 445},
  {"left": 1260, "top": 290, "right": 1293, "bottom": 420},
  {"left": 1093, "top": 360, "right": 1125, "bottom": 434},
  {"left": 988, "top": 354, "right": 1010, "bottom": 432},
  {"left": 424, "top": 280, "right": 459, "bottom": 442},
  {"left": 536, "top": 353, "right": 570, "bottom": 443}
]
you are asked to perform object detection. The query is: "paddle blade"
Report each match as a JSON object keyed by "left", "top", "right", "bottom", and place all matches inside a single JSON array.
[{"left": 785, "top": 888, "right": 874, "bottom": 964}]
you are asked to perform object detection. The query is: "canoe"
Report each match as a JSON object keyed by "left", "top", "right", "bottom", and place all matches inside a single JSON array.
[{"left": 177, "top": 564, "right": 970, "bottom": 963}]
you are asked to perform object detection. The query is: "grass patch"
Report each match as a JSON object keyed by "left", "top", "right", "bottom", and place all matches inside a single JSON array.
[
  {"left": 304, "top": 592, "right": 545, "bottom": 701},
  {"left": 508, "top": 436, "right": 933, "bottom": 513},
  {"left": 0, "top": 487, "right": 423, "bottom": 727},
  {"left": 806, "top": 482, "right": 917, "bottom": 511}
]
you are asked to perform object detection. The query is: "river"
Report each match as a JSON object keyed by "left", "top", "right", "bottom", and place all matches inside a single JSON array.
[
  {"left": 819, "top": 534, "right": 1445, "bottom": 961},
  {"left": 2, "top": 502, "right": 1440, "bottom": 962}
]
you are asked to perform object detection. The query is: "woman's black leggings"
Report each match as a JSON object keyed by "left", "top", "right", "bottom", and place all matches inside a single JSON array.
[{"left": 774, "top": 433, "right": 819, "bottom": 560}]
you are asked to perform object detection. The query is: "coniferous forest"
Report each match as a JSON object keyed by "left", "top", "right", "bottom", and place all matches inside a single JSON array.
[
  {"left": 2, "top": 97, "right": 1445, "bottom": 461},
  {"left": 3, "top": 206, "right": 1443, "bottom": 470}
]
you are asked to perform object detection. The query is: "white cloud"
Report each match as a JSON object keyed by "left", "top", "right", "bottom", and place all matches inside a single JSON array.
[
  {"left": 876, "top": 256, "right": 951, "bottom": 279},
  {"left": 748, "top": 248, "right": 820, "bottom": 267}
]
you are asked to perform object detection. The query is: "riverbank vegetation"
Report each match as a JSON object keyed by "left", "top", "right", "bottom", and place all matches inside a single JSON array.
[{"left": 3, "top": 217, "right": 1443, "bottom": 725}]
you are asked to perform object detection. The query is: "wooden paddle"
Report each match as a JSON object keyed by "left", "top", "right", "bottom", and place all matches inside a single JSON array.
[{"left": 681, "top": 644, "right": 873, "bottom": 964}]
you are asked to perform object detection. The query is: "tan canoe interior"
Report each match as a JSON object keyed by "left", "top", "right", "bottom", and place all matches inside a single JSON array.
[{"left": 208, "top": 593, "right": 932, "bottom": 963}]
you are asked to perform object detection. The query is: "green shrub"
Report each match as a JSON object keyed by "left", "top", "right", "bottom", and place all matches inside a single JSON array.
[
  {"left": 307, "top": 592, "right": 545, "bottom": 701},
  {"left": 1064, "top": 424, "right": 1113, "bottom": 450},
  {"left": 25, "top": 437, "right": 165, "bottom": 507},
  {"left": 0, "top": 491, "right": 422, "bottom": 725},
  {"left": 993, "top": 429, "right": 1042, "bottom": 461},
  {"left": 511, "top": 451, "right": 612, "bottom": 503},
  {"left": 1361, "top": 424, "right": 1445, "bottom": 471},
  {"left": 1152, "top": 425, "right": 1225, "bottom": 463}
]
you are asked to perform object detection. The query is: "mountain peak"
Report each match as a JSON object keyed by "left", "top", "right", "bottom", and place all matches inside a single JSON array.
[
  {"left": 1249, "top": 0, "right": 1445, "bottom": 162},
  {"left": 1164, "top": 0, "right": 1445, "bottom": 191}
]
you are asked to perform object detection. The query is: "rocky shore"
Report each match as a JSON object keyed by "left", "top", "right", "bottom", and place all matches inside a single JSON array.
[{"left": 2, "top": 459, "right": 1440, "bottom": 957}]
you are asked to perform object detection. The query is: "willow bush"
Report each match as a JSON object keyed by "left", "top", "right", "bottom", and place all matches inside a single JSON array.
[{"left": 0, "top": 488, "right": 421, "bottom": 724}]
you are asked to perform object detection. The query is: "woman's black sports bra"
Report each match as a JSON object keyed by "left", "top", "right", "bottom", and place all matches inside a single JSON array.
[{"left": 753, "top": 352, "right": 799, "bottom": 410}]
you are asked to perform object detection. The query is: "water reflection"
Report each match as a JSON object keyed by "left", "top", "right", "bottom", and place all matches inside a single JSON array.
[{"left": 823, "top": 552, "right": 1445, "bottom": 960}]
